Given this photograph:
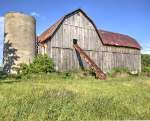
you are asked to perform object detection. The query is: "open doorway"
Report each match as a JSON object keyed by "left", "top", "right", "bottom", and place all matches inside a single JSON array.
[{"left": 73, "top": 39, "right": 78, "bottom": 44}]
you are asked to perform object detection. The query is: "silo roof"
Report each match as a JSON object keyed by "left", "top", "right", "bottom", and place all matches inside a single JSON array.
[{"left": 37, "top": 8, "right": 142, "bottom": 49}]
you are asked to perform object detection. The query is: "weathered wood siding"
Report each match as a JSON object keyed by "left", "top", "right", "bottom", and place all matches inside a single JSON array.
[
  {"left": 46, "top": 11, "right": 103, "bottom": 71},
  {"left": 101, "top": 46, "right": 141, "bottom": 71},
  {"left": 43, "top": 10, "right": 141, "bottom": 71}
]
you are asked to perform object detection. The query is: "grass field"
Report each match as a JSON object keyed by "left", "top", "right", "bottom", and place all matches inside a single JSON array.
[{"left": 0, "top": 69, "right": 150, "bottom": 120}]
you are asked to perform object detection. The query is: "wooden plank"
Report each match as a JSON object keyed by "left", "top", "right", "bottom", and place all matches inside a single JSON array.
[
  {"left": 75, "top": 12, "right": 80, "bottom": 27},
  {"left": 62, "top": 49, "right": 66, "bottom": 71},
  {"left": 84, "top": 29, "right": 88, "bottom": 50},
  {"left": 79, "top": 28, "right": 84, "bottom": 49},
  {"left": 70, "top": 25, "right": 74, "bottom": 49}
]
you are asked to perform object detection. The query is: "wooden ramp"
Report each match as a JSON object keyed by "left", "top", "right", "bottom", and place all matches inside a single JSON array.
[{"left": 73, "top": 43, "right": 106, "bottom": 79}]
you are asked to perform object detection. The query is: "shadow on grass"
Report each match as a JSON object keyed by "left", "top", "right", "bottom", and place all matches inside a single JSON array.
[
  {"left": 0, "top": 67, "right": 22, "bottom": 85},
  {"left": 0, "top": 80, "right": 21, "bottom": 85}
]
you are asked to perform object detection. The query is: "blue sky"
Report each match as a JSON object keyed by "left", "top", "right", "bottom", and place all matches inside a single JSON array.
[{"left": 0, "top": 0, "right": 150, "bottom": 66}]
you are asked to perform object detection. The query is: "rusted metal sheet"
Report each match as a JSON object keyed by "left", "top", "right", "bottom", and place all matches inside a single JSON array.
[
  {"left": 98, "top": 30, "right": 142, "bottom": 49},
  {"left": 37, "top": 16, "right": 64, "bottom": 43},
  {"left": 73, "top": 43, "right": 106, "bottom": 79}
]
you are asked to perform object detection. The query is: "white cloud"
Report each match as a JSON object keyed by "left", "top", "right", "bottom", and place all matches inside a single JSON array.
[
  {"left": 141, "top": 43, "right": 150, "bottom": 47},
  {"left": 141, "top": 51, "right": 150, "bottom": 55},
  {"left": 145, "top": 48, "right": 150, "bottom": 51},
  {"left": 30, "top": 12, "right": 45, "bottom": 20},
  {"left": 31, "top": 12, "right": 40, "bottom": 17}
]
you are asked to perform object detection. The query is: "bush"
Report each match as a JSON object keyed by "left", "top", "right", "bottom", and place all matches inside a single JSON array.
[
  {"left": 62, "top": 70, "right": 72, "bottom": 78},
  {"left": 72, "top": 68, "right": 79, "bottom": 73},
  {"left": 142, "top": 66, "right": 150, "bottom": 73},
  {"left": 17, "top": 54, "right": 56, "bottom": 75},
  {"left": 56, "top": 69, "right": 61, "bottom": 75},
  {"left": 113, "top": 66, "right": 129, "bottom": 73}
]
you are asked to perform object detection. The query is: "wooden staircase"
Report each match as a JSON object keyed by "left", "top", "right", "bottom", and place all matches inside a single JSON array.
[{"left": 73, "top": 43, "right": 106, "bottom": 79}]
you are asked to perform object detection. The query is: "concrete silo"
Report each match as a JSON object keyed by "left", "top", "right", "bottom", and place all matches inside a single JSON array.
[{"left": 3, "top": 12, "right": 36, "bottom": 73}]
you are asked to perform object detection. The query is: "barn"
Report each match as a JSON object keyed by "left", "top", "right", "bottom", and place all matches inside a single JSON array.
[{"left": 37, "top": 8, "right": 142, "bottom": 73}]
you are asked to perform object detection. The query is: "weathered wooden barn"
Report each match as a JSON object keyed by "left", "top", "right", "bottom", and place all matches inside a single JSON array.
[{"left": 37, "top": 8, "right": 142, "bottom": 72}]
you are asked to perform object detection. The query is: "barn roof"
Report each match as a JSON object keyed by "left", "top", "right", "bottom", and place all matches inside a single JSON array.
[
  {"left": 98, "top": 30, "right": 142, "bottom": 49},
  {"left": 37, "top": 8, "right": 142, "bottom": 49}
]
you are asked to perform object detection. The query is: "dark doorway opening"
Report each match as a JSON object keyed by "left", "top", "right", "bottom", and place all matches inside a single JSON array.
[{"left": 73, "top": 39, "right": 78, "bottom": 44}]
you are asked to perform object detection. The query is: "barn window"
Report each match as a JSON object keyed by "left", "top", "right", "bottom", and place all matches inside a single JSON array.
[{"left": 73, "top": 39, "right": 78, "bottom": 44}]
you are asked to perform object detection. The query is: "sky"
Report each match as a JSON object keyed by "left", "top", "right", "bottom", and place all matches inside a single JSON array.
[{"left": 0, "top": 0, "right": 150, "bottom": 66}]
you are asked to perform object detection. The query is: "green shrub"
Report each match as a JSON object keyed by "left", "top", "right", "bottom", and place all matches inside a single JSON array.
[
  {"left": 72, "top": 67, "right": 79, "bottom": 73},
  {"left": 62, "top": 70, "right": 72, "bottom": 77},
  {"left": 113, "top": 66, "right": 129, "bottom": 73},
  {"left": 56, "top": 69, "right": 61, "bottom": 75},
  {"left": 142, "top": 66, "right": 150, "bottom": 73},
  {"left": 17, "top": 54, "right": 56, "bottom": 75}
]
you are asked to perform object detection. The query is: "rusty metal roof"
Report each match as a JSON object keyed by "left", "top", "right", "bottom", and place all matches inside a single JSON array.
[
  {"left": 37, "top": 8, "right": 142, "bottom": 49},
  {"left": 98, "top": 30, "right": 142, "bottom": 49},
  {"left": 37, "top": 16, "right": 64, "bottom": 43}
]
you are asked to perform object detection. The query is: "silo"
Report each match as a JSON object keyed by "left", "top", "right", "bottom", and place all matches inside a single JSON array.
[{"left": 3, "top": 12, "right": 36, "bottom": 73}]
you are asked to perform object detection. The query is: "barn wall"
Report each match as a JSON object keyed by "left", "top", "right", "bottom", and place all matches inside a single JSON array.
[
  {"left": 44, "top": 10, "right": 141, "bottom": 71},
  {"left": 49, "top": 10, "right": 103, "bottom": 71},
  {"left": 101, "top": 45, "right": 141, "bottom": 71}
]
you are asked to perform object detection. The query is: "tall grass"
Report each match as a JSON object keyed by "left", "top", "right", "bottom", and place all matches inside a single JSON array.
[{"left": 0, "top": 70, "right": 150, "bottom": 120}]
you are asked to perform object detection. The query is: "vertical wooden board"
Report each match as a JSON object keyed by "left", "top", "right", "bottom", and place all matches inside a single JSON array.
[
  {"left": 90, "top": 30, "right": 94, "bottom": 50},
  {"left": 66, "top": 15, "right": 70, "bottom": 25},
  {"left": 52, "top": 48, "right": 56, "bottom": 70},
  {"left": 96, "top": 51, "right": 100, "bottom": 68},
  {"left": 66, "top": 25, "right": 70, "bottom": 48},
  {"left": 103, "top": 52, "right": 106, "bottom": 71},
  {"left": 89, "top": 51, "right": 92, "bottom": 69},
  {"left": 72, "top": 48, "right": 76, "bottom": 69},
  {"left": 60, "top": 48, "right": 63, "bottom": 70},
  {"left": 55, "top": 48, "right": 58, "bottom": 70},
  {"left": 115, "top": 53, "right": 117, "bottom": 68},
  {"left": 93, "top": 30, "right": 96, "bottom": 51},
  {"left": 87, "top": 29, "right": 91, "bottom": 50},
  {"left": 63, "top": 24, "right": 67, "bottom": 48},
  {"left": 121, "top": 53, "right": 124, "bottom": 68},
  {"left": 51, "top": 34, "right": 55, "bottom": 47},
  {"left": 92, "top": 51, "right": 95, "bottom": 65},
  {"left": 69, "top": 14, "right": 72, "bottom": 26},
  {"left": 86, "top": 51, "right": 90, "bottom": 69},
  {"left": 117, "top": 53, "right": 119, "bottom": 68},
  {"left": 55, "top": 29, "right": 58, "bottom": 47},
  {"left": 74, "top": 48, "right": 79, "bottom": 68},
  {"left": 102, "top": 52, "right": 106, "bottom": 71},
  {"left": 78, "top": 28, "right": 84, "bottom": 49},
  {"left": 76, "top": 27, "right": 79, "bottom": 41},
  {"left": 70, "top": 25, "right": 74, "bottom": 49},
  {"left": 130, "top": 54, "right": 133, "bottom": 70},
  {"left": 95, "top": 51, "right": 99, "bottom": 67},
  {"left": 66, "top": 49, "right": 71, "bottom": 70},
  {"left": 63, "top": 16, "right": 68, "bottom": 25},
  {"left": 108, "top": 52, "right": 111, "bottom": 71},
  {"left": 68, "top": 49, "right": 72, "bottom": 70},
  {"left": 62, "top": 49, "right": 66, "bottom": 71},
  {"left": 79, "top": 12, "right": 83, "bottom": 28},
  {"left": 58, "top": 48, "right": 61, "bottom": 70},
  {"left": 111, "top": 52, "right": 114, "bottom": 71},
  {"left": 75, "top": 12, "right": 80, "bottom": 27},
  {"left": 56, "top": 25, "right": 62, "bottom": 48},
  {"left": 84, "top": 29, "right": 88, "bottom": 50},
  {"left": 139, "top": 54, "right": 141, "bottom": 71},
  {"left": 72, "top": 49, "right": 75, "bottom": 70}
]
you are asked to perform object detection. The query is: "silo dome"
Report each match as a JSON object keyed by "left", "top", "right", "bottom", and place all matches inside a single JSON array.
[{"left": 3, "top": 12, "right": 36, "bottom": 73}]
